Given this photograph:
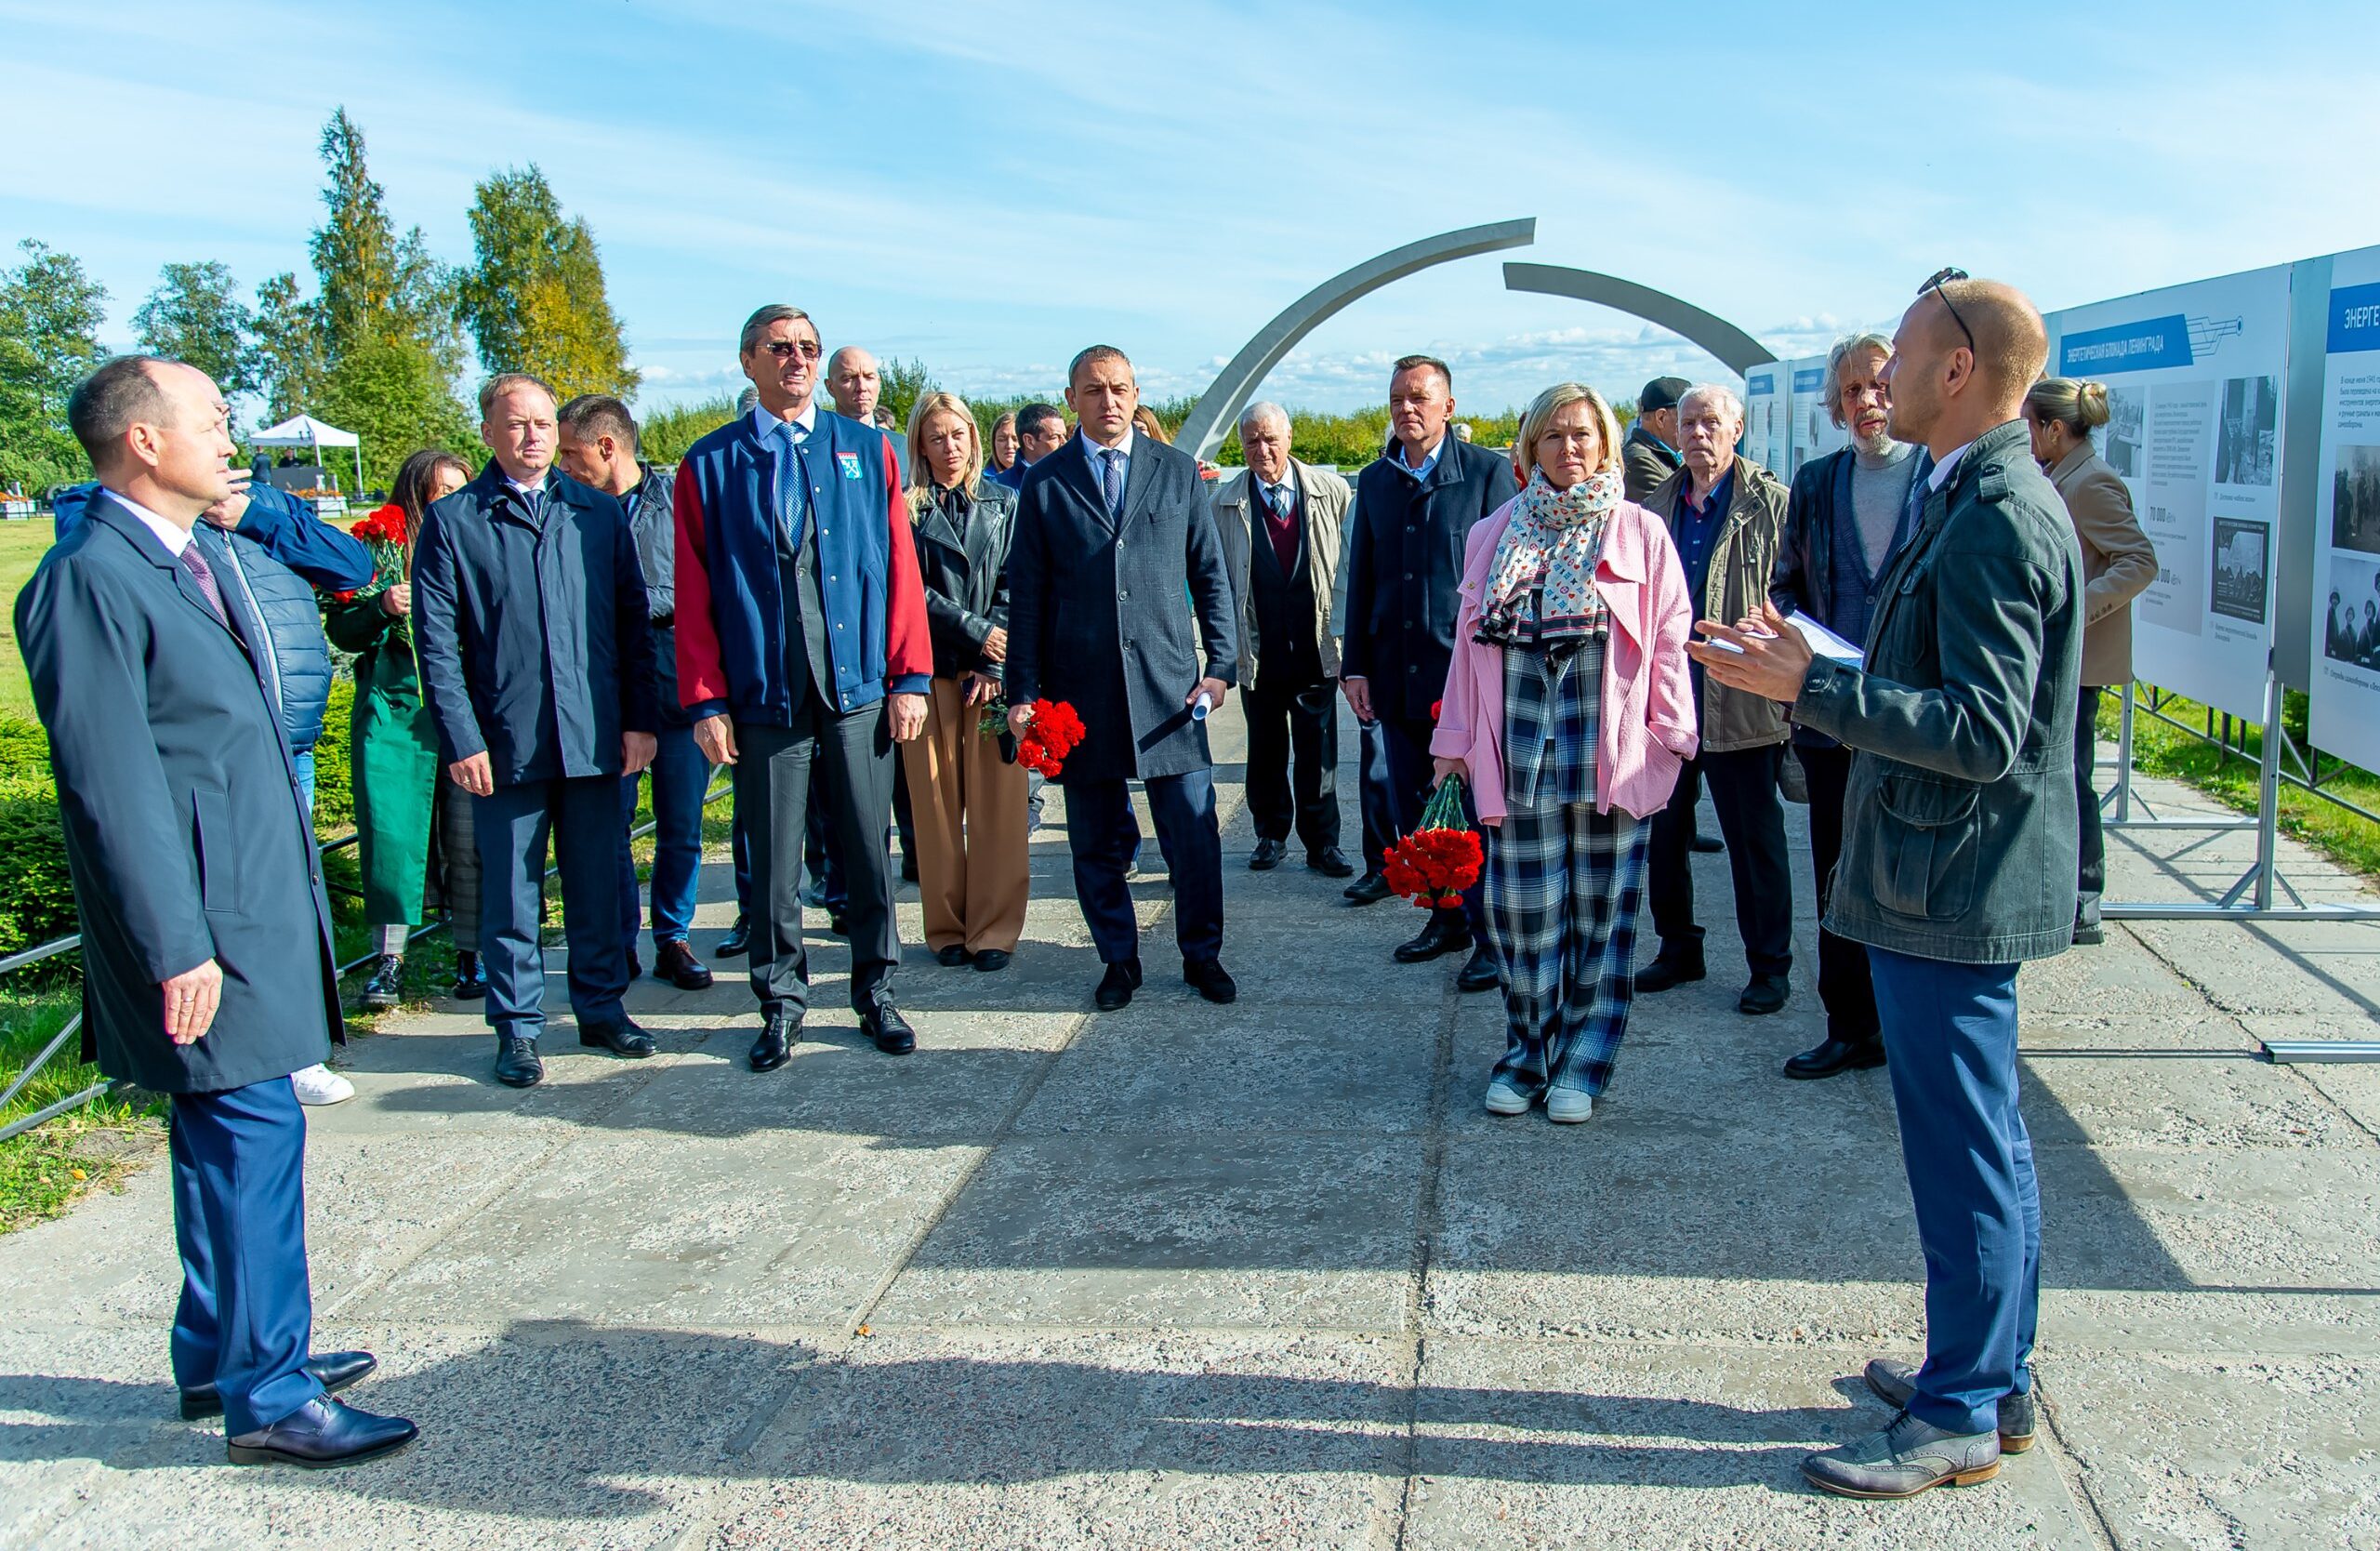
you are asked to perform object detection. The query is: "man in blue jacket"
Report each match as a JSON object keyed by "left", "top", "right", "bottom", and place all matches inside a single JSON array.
[{"left": 414, "top": 372, "right": 660, "bottom": 1090}]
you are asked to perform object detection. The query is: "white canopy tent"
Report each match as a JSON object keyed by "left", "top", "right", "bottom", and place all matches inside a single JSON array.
[{"left": 247, "top": 413, "right": 363, "bottom": 493}]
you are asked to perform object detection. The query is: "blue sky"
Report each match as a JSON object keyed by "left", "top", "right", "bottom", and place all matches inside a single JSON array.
[{"left": 6, "top": 0, "right": 2379, "bottom": 418}]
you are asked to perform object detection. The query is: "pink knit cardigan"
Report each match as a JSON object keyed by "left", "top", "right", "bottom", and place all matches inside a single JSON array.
[{"left": 1429, "top": 495, "right": 1699, "bottom": 824}]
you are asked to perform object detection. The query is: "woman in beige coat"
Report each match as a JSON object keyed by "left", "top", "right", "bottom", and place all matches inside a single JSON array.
[{"left": 2024, "top": 377, "right": 2156, "bottom": 944}]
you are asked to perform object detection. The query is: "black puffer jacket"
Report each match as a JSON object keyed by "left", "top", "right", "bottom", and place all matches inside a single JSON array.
[{"left": 911, "top": 481, "right": 1016, "bottom": 681}]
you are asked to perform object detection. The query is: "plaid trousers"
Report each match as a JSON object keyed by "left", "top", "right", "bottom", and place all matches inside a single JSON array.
[{"left": 1485, "top": 800, "right": 1650, "bottom": 1098}]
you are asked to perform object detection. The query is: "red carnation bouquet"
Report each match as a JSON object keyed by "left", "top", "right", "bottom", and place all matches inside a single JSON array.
[
  {"left": 347, "top": 503, "right": 413, "bottom": 618},
  {"left": 980, "top": 698, "right": 1087, "bottom": 778},
  {"left": 1382, "top": 775, "right": 1484, "bottom": 910}
]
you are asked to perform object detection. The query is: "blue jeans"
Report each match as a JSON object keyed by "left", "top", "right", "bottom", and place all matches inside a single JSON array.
[
  {"left": 292, "top": 748, "right": 316, "bottom": 817},
  {"left": 619, "top": 724, "right": 709, "bottom": 947},
  {"left": 1866, "top": 946, "right": 2042, "bottom": 1436},
  {"left": 170, "top": 1077, "right": 324, "bottom": 1436}
]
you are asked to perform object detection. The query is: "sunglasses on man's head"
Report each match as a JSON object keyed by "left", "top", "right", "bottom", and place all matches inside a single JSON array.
[
  {"left": 760, "top": 339, "right": 821, "bottom": 362},
  {"left": 1921, "top": 267, "right": 1976, "bottom": 354}
]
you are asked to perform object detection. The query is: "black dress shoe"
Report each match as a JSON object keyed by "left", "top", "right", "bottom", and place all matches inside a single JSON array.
[
  {"left": 862, "top": 1003, "right": 917, "bottom": 1054},
  {"left": 182, "top": 1351, "right": 377, "bottom": 1420},
  {"left": 1095, "top": 959, "right": 1144, "bottom": 1010},
  {"left": 972, "top": 948, "right": 1012, "bottom": 973},
  {"left": 715, "top": 915, "right": 752, "bottom": 958},
  {"left": 1183, "top": 958, "right": 1237, "bottom": 1003},
  {"left": 902, "top": 855, "right": 920, "bottom": 884},
  {"left": 1249, "top": 837, "right": 1287, "bottom": 871},
  {"left": 451, "top": 951, "right": 487, "bottom": 1000},
  {"left": 579, "top": 1018, "right": 656, "bottom": 1057},
  {"left": 1690, "top": 831, "right": 1725, "bottom": 854},
  {"left": 749, "top": 1009, "right": 800, "bottom": 1072},
  {"left": 1738, "top": 974, "right": 1791, "bottom": 1015},
  {"left": 1456, "top": 946, "right": 1499, "bottom": 992},
  {"left": 360, "top": 954, "right": 403, "bottom": 1012},
  {"left": 494, "top": 1036, "right": 543, "bottom": 1088},
  {"left": 1343, "top": 870, "right": 1392, "bottom": 906},
  {"left": 226, "top": 1394, "right": 417, "bottom": 1469},
  {"left": 654, "top": 939, "right": 715, "bottom": 990},
  {"left": 1783, "top": 1034, "right": 1886, "bottom": 1080},
  {"left": 1633, "top": 952, "right": 1706, "bottom": 993},
  {"left": 934, "top": 944, "right": 973, "bottom": 967},
  {"left": 1394, "top": 911, "right": 1473, "bottom": 964},
  {"left": 1308, "top": 846, "right": 1356, "bottom": 879}
]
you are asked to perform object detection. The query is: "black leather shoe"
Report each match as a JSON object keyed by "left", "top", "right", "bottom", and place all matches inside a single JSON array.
[
  {"left": 451, "top": 951, "right": 487, "bottom": 1000},
  {"left": 579, "top": 1018, "right": 656, "bottom": 1057},
  {"left": 182, "top": 1351, "right": 377, "bottom": 1420},
  {"left": 226, "top": 1395, "right": 417, "bottom": 1469},
  {"left": 972, "top": 948, "right": 1012, "bottom": 973},
  {"left": 1343, "top": 870, "right": 1392, "bottom": 906},
  {"left": 1738, "top": 974, "right": 1791, "bottom": 1015},
  {"left": 494, "top": 1036, "right": 543, "bottom": 1088},
  {"left": 1690, "top": 831, "right": 1725, "bottom": 854},
  {"left": 1095, "top": 959, "right": 1144, "bottom": 1011},
  {"left": 1307, "top": 846, "right": 1356, "bottom": 879},
  {"left": 1456, "top": 947, "right": 1500, "bottom": 992},
  {"left": 360, "top": 955, "right": 403, "bottom": 1012},
  {"left": 934, "top": 944, "right": 973, "bottom": 967},
  {"left": 715, "top": 915, "right": 752, "bottom": 958},
  {"left": 1784, "top": 1035, "right": 1886, "bottom": 1080},
  {"left": 1633, "top": 952, "right": 1706, "bottom": 993},
  {"left": 863, "top": 1003, "right": 917, "bottom": 1054},
  {"left": 749, "top": 1009, "right": 799, "bottom": 1072},
  {"left": 1394, "top": 911, "right": 1473, "bottom": 964},
  {"left": 1249, "top": 837, "right": 1287, "bottom": 871},
  {"left": 1183, "top": 958, "right": 1237, "bottom": 1003},
  {"left": 654, "top": 939, "right": 715, "bottom": 990}
]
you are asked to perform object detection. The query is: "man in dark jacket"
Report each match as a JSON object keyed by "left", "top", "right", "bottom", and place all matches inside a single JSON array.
[
  {"left": 1339, "top": 355, "right": 1517, "bottom": 988},
  {"left": 1696, "top": 275, "right": 2077, "bottom": 1501},
  {"left": 415, "top": 372, "right": 660, "bottom": 1090},
  {"left": 1621, "top": 375, "right": 1690, "bottom": 501},
  {"left": 673, "top": 305, "right": 933, "bottom": 1072},
  {"left": 1768, "top": 332, "right": 1924, "bottom": 1079},
  {"left": 1639, "top": 388, "right": 1796, "bottom": 1015},
  {"left": 557, "top": 395, "right": 716, "bottom": 995},
  {"left": 20, "top": 356, "right": 414, "bottom": 1466},
  {"left": 1006, "top": 345, "right": 1240, "bottom": 1011}
]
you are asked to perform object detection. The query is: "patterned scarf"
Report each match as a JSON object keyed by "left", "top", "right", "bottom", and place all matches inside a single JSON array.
[{"left": 1477, "top": 468, "right": 1620, "bottom": 649}]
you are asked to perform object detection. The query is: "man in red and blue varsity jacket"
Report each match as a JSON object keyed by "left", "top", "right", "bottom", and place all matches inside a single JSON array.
[{"left": 673, "top": 304, "right": 932, "bottom": 1073}]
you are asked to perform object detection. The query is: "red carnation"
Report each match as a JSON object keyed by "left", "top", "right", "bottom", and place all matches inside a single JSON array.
[{"left": 1382, "top": 776, "right": 1483, "bottom": 909}]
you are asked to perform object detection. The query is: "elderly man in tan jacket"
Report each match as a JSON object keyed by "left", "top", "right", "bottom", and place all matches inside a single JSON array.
[{"left": 1210, "top": 401, "right": 1357, "bottom": 876}]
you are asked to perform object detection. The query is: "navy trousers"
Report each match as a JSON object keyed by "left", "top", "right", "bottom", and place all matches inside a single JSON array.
[
  {"left": 1064, "top": 769, "right": 1223, "bottom": 965},
  {"left": 170, "top": 1077, "right": 324, "bottom": 1436},
  {"left": 1866, "top": 946, "right": 2042, "bottom": 1436},
  {"left": 1380, "top": 711, "right": 1484, "bottom": 935},
  {"left": 476, "top": 775, "right": 631, "bottom": 1041},
  {"left": 1646, "top": 744, "right": 1794, "bottom": 977},
  {"left": 618, "top": 723, "right": 711, "bottom": 948},
  {"left": 1355, "top": 717, "right": 1396, "bottom": 875}
]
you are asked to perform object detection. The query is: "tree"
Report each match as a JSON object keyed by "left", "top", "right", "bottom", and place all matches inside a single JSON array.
[
  {"left": 133, "top": 261, "right": 253, "bottom": 399},
  {"left": 0, "top": 239, "right": 109, "bottom": 494},
  {"left": 879, "top": 356, "right": 936, "bottom": 439},
  {"left": 456, "top": 165, "right": 638, "bottom": 404},
  {"left": 245, "top": 270, "right": 326, "bottom": 422}
]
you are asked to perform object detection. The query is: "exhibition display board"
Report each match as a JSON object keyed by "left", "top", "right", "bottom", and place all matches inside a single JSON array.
[
  {"left": 2308, "top": 244, "right": 2380, "bottom": 775},
  {"left": 1787, "top": 356, "right": 1844, "bottom": 476},
  {"left": 1742, "top": 362, "right": 1789, "bottom": 478},
  {"left": 2046, "top": 266, "right": 2293, "bottom": 722}
]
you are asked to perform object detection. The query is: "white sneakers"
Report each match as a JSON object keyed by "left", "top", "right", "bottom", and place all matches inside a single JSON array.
[
  {"left": 1483, "top": 1080, "right": 1530, "bottom": 1116},
  {"left": 1484, "top": 1080, "right": 1593, "bottom": 1123},
  {"left": 291, "top": 1063, "right": 354, "bottom": 1107}
]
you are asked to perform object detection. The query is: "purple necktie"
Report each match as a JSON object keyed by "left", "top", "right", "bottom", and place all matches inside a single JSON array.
[{"left": 178, "top": 541, "right": 231, "bottom": 630}]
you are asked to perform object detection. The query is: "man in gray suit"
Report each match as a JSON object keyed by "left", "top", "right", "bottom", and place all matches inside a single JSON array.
[
  {"left": 19, "top": 356, "right": 416, "bottom": 1467},
  {"left": 1006, "top": 345, "right": 1240, "bottom": 1011}
]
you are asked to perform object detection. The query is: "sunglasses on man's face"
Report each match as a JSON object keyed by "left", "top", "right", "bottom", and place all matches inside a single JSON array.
[
  {"left": 1921, "top": 266, "right": 1976, "bottom": 354},
  {"left": 759, "top": 338, "right": 822, "bottom": 362}
]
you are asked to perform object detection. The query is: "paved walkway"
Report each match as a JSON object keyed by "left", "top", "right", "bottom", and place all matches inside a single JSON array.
[{"left": 5, "top": 709, "right": 2379, "bottom": 1549}]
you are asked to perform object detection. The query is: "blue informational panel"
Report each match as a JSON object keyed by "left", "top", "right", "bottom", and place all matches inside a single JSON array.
[
  {"left": 1741, "top": 362, "right": 1789, "bottom": 478},
  {"left": 2307, "top": 246, "right": 2380, "bottom": 772},
  {"left": 1787, "top": 358, "right": 1844, "bottom": 476}
]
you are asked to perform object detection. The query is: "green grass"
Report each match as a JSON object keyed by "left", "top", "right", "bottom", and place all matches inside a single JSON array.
[
  {"left": 0, "top": 986, "right": 166, "bottom": 1232},
  {"left": 2109, "top": 686, "right": 2380, "bottom": 884},
  {"left": 0, "top": 520, "right": 57, "bottom": 721}
]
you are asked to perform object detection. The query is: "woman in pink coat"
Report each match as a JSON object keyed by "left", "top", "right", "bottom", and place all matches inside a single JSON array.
[{"left": 1431, "top": 383, "right": 1698, "bottom": 1123}]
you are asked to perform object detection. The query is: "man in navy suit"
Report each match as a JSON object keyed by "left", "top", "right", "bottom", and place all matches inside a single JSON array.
[
  {"left": 1005, "top": 346, "right": 1240, "bottom": 1010},
  {"left": 19, "top": 356, "right": 415, "bottom": 1467}
]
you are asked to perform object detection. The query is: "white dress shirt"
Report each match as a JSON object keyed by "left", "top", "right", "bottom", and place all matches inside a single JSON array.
[{"left": 103, "top": 488, "right": 194, "bottom": 557}]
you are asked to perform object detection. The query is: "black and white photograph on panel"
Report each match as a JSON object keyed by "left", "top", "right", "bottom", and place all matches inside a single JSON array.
[
  {"left": 2105, "top": 386, "right": 2145, "bottom": 478},
  {"left": 2209, "top": 516, "right": 2269, "bottom": 624},
  {"left": 2327, "top": 553, "right": 2380, "bottom": 669},
  {"left": 2332, "top": 444, "right": 2380, "bottom": 556},
  {"left": 2214, "top": 374, "right": 2278, "bottom": 486}
]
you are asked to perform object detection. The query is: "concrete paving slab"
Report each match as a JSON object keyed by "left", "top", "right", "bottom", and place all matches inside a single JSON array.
[
  {"left": 2043, "top": 1351, "right": 2380, "bottom": 1550},
  {"left": 870, "top": 1135, "right": 1424, "bottom": 1331},
  {"left": 2127, "top": 919, "right": 2380, "bottom": 1019},
  {"left": 2017, "top": 930, "right": 2225, "bottom": 1016},
  {"left": 1403, "top": 1338, "right": 2099, "bottom": 1550},
  {"left": 2016, "top": 1024, "right": 2366, "bottom": 1151},
  {"left": 2040, "top": 1145, "right": 2380, "bottom": 1292},
  {"left": 707, "top": 1330, "right": 1408, "bottom": 1550}
]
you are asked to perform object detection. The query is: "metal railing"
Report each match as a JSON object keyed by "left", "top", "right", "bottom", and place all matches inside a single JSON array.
[
  {"left": 2128, "top": 683, "right": 2380, "bottom": 830},
  {"left": 0, "top": 771, "right": 730, "bottom": 1146}
]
